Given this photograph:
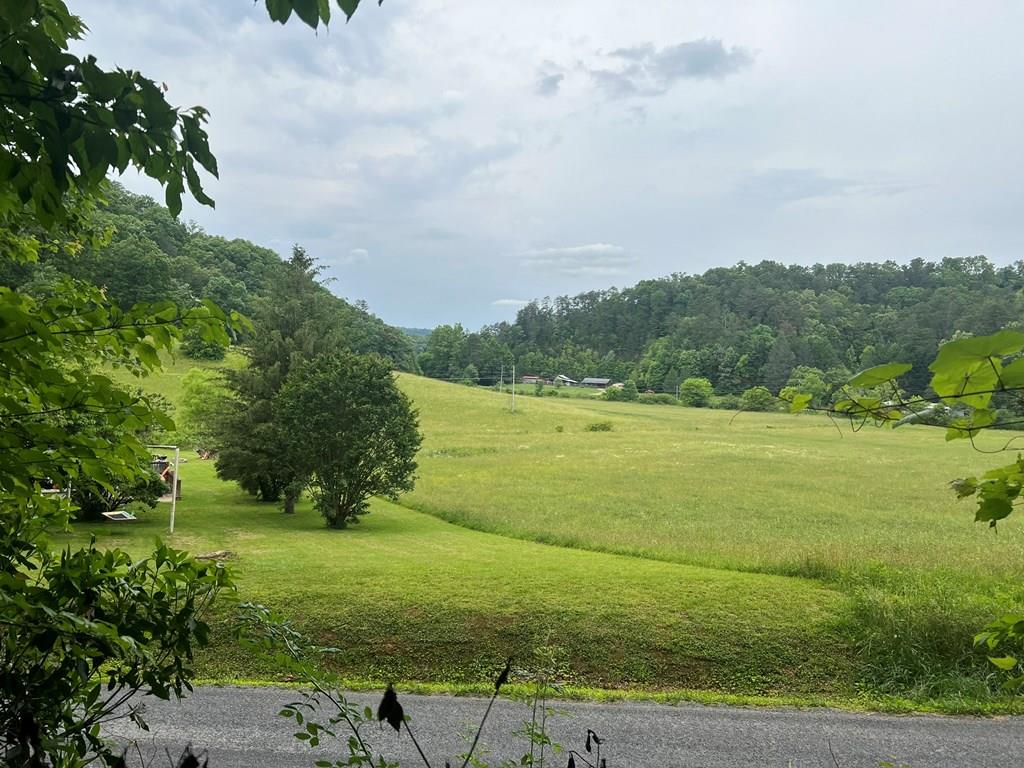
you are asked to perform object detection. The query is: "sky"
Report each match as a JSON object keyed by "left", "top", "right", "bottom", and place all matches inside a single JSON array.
[{"left": 76, "top": 1, "right": 1024, "bottom": 329}]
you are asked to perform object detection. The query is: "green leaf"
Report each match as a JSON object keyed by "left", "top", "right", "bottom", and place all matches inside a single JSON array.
[
  {"left": 789, "top": 393, "right": 812, "bottom": 413},
  {"left": 847, "top": 363, "right": 912, "bottom": 388},
  {"left": 265, "top": 0, "right": 294, "bottom": 23},
  {"left": 945, "top": 408, "right": 997, "bottom": 441},
  {"left": 988, "top": 655, "right": 1018, "bottom": 671},
  {"left": 933, "top": 330, "right": 1024, "bottom": 363},
  {"left": 292, "top": 0, "right": 323, "bottom": 27},
  {"left": 975, "top": 493, "right": 1014, "bottom": 525},
  {"left": 337, "top": 0, "right": 361, "bottom": 20},
  {"left": 998, "top": 358, "right": 1024, "bottom": 389},
  {"left": 930, "top": 331, "right": 1024, "bottom": 407}
]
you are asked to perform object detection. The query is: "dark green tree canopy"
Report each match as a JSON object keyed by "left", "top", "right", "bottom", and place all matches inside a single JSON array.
[
  {"left": 425, "top": 257, "right": 1024, "bottom": 397},
  {"left": 275, "top": 352, "right": 422, "bottom": 528}
]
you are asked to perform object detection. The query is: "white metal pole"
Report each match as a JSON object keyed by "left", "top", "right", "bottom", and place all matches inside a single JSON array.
[
  {"left": 169, "top": 445, "right": 180, "bottom": 534},
  {"left": 511, "top": 364, "right": 516, "bottom": 412}
]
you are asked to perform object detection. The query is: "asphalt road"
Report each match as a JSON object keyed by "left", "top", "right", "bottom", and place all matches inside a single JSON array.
[{"left": 108, "top": 686, "right": 1023, "bottom": 768}]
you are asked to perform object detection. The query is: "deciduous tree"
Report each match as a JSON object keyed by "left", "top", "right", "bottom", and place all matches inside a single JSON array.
[{"left": 275, "top": 353, "right": 422, "bottom": 528}]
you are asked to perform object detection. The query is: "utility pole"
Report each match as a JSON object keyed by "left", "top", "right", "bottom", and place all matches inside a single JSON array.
[
  {"left": 511, "top": 363, "right": 516, "bottom": 413},
  {"left": 499, "top": 363, "right": 504, "bottom": 393}
]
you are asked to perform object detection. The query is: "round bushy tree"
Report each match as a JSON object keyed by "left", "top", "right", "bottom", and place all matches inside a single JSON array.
[
  {"left": 740, "top": 387, "right": 779, "bottom": 412},
  {"left": 275, "top": 353, "right": 422, "bottom": 528},
  {"left": 678, "top": 377, "right": 714, "bottom": 407}
]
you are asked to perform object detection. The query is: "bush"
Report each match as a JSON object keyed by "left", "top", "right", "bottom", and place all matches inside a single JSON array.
[
  {"left": 71, "top": 471, "right": 168, "bottom": 521},
  {"left": 585, "top": 421, "right": 613, "bottom": 432},
  {"left": 710, "top": 394, "right": 742, "bottom": 410},
  {"left": 181, "top": 326, "right": 226, "bottom": 360},
  {"left": 604, "top": 382, "right": 638, "bottom": 402},
  {"left": 678, "top": 377, "right": 713, "bottom": 407},
  {"left": 638, "top": 393, "right": 679, "bottom": 406},
  {"left": 740, "top": 387, "right": 780, "bottom": 412}
]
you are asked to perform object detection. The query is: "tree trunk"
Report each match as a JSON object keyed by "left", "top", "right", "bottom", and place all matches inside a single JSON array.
[{"left": 283, "top": 491, "right": 296, "bottom": 515}]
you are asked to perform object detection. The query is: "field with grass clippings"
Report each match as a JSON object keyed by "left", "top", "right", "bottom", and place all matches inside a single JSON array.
[{"left": 94, "top": 362, "right": 1024, "bottom": 709}]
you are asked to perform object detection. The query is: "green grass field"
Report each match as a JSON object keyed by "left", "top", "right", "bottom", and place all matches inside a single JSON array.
[
  {"left": 404, "top": 376, "right": 1024, "bottom": 581},
  {"left": 90, "top": 361, "right": 1024, "bottom": 710}
]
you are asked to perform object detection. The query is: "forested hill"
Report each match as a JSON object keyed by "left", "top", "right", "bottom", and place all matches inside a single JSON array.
[
  {"left": 420, "top": 257, "right": 1024, "bottom": 396},
  {"left": 1, "top": 183, "right": 417, "bottom": 371}
]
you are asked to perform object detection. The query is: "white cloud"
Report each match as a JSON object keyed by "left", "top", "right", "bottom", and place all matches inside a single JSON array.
[
  {"left": 491, "top": 298, "right": 531, "bottom": 307},
  {"left": 521, "top": 244, "right": 636, "bottom": 277}
]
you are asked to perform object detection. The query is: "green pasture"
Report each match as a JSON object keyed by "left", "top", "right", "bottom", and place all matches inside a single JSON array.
[
  {"left": 75, "top": 459, "right": 849, "bottom": 697},
  {"left": 94, "top": 362, "right": 1024, "bottom": 707},
  {"left": 117, "top": 348, "right": 245, "bottom": 406},
  {"left": 402, "top": 376, "right": 1024, "bottom": 582}
]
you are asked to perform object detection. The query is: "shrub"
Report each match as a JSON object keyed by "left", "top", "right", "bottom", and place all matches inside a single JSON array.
[
  {"left": 71, "top": 471, "right": 168, "bottom": 521},
  {"left": 710, "top": 394, "right": 743, "bottom": 410},
  {"left": 585, "top": 421, "right": 614, "bottom": 432},
  {"left": 740, "top": 387, "right": 780, "bottom": 412},
  {"left": 678, "top": 377, "right": 713, "bottom": 407},
  {"left": 638, "top": 393, "right": 679, "bottom": 406}
]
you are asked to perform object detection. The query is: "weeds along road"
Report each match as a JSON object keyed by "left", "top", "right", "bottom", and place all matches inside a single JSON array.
[{"left": 112, "top": 686, "right": 1022, "bottom": 768}]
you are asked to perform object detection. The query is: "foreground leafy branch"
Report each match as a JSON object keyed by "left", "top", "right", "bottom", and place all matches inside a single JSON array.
[{"left": 784, "top": 329, "right": 1024, "bottom": 690}]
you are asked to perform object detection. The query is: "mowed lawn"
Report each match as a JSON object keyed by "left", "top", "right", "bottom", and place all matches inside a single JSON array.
[{"left": 74, "top": 460, "right": 849, "bottom": 697}]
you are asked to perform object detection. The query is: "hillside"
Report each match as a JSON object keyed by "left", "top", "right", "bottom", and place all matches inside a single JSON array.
[
  {"left": 99, "top": 359, "right": 1024, "bottom": 707},
  {"left": 0, "top": 183, "right": 417, "bottom": 370},
  {"left": 419, "top": 257, "right": 1024, "bottom": 396}
]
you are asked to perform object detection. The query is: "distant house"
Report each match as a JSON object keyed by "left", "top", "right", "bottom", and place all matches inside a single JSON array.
[
  {"left": 553, "top": 374, "right": 577, "bottom": 387},
  {"left": 580, "top": 377, "right": 612, "bottom": 388},
  {"left": 522, "top": 375, "right": 543, "bottom": 385}
]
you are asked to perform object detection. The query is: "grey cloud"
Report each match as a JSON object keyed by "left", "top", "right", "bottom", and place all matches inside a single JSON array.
[
  {"left": 535, "top": 60, "right": 565, "bottom": 97},
  {"left": 536, "top": 72, "right": 564, "bottom": 96},
  {"left": 737, "top": 169, "right": 909, "bottom": 206},
  {"left": 590, "top": 38, "right": 753, "bottom": 98},
  {"left": 521, "top": 244, "right": 636, "bottom": 277},
  {"left": 358, "top": 138, "right": 520, "bottom": 201}
]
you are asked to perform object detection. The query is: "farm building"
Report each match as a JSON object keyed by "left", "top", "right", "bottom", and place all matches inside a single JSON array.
[
  {"left": 580, "top": 377, "right": 612, "bottom": 388},
  {"left": 521, "top": 375, "right": 543, "bottom": 385},
  {"left": 554, "top": 374, "right": 577, "bottom": 386}
]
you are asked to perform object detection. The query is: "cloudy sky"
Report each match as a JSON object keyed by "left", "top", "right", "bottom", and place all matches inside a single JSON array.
[{"left": 77, "top": 1, "right": 1024, "bottom": 328}]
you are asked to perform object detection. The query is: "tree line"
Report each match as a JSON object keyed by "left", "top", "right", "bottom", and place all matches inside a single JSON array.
[{"left": 419, "top": 257, "right": 1024, "bottom": 400}]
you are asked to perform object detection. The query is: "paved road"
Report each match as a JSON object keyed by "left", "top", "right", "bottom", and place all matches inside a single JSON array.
[{"left": 109, "top": 686, "right": 1022, "bottom": 768}]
